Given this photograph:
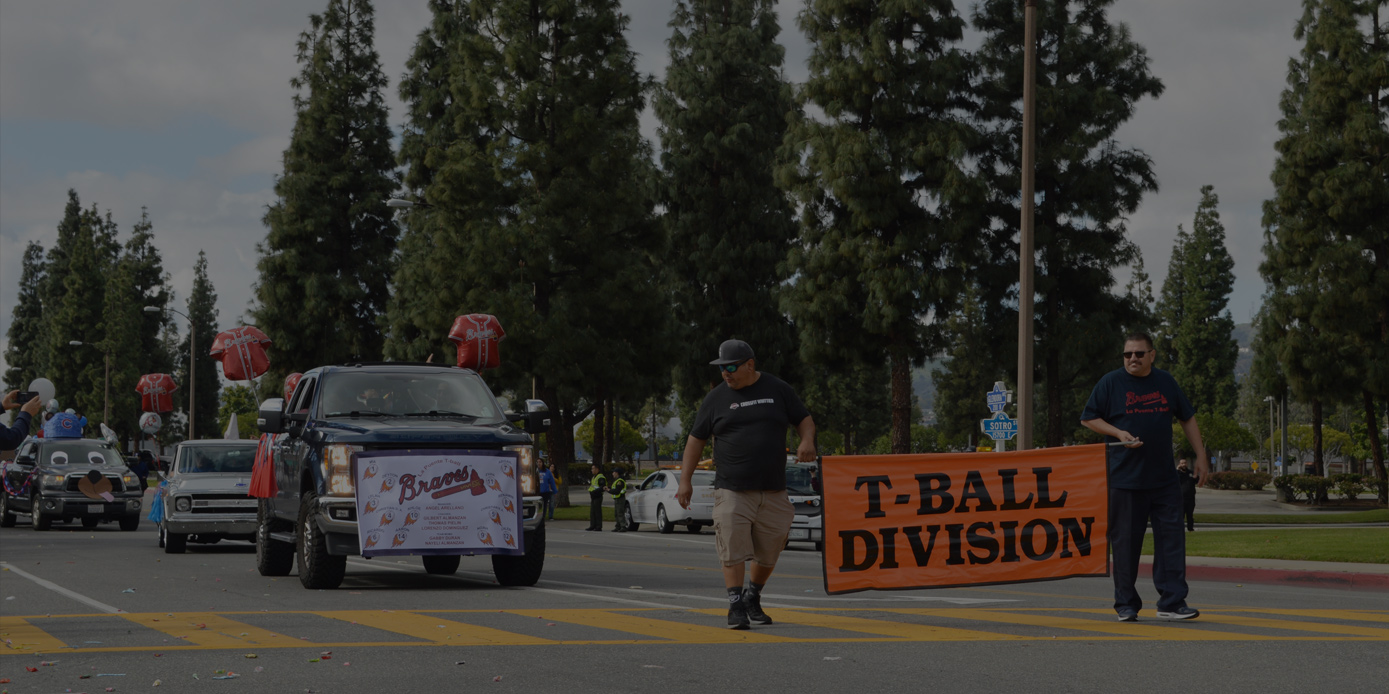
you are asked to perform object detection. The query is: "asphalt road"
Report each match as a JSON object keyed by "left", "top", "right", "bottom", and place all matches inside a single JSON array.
[{"left": 2, "top": 518, "right": 1386, "bottom": 694}]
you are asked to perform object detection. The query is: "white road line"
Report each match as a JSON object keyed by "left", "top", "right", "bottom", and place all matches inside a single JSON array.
[
  {"left": 551, "top": 529, "right": 714, "bottom": 547},
  {"left": 343, "top": 559, "right": 690, "bottom": 609},
  {"left": 0, "top": 561, "right": 125, "bottom": 614}
]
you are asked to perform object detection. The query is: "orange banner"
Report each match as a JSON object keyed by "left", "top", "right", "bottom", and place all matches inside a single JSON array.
[{"left": 821, "top": 445, "right": 1109, "bottom": 594}]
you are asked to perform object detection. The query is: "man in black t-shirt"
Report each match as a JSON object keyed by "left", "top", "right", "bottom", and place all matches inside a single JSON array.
[
  {"left": 677, "top": 339, "right": 816, "bottom": 630},
  {"left": 1081, "top": 332, "right": 1209, "bottom": 623}
]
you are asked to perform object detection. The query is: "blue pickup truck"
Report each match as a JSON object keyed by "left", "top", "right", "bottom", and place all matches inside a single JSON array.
[{"left": 254, "top": 363, "right": 549, "bottom": 589}]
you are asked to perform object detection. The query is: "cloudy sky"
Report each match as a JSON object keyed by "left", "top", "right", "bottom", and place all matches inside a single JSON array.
[{"left": 0, "top": 0, "right": 1304, "bottom": 384}]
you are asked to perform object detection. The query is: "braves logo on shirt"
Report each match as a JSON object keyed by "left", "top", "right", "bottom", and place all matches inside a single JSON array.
[{"left": 1124, "top": 390, "right": 1169, "bottom": 415}]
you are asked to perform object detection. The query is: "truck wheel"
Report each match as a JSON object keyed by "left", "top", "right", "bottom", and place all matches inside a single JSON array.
[
  {"left": 492, "top": 524, "right": 545, "bottom": 586},
  {"left": 685, "top": 523, "right": 702, "bottom": 534},
  {"left": 656, "top": 505, "right": 673, "bottom": 534},
  {"left": 296, "top": 492, "right": 346, "bottom": 589},
  {"left": 1, "top": 491, "right": 17, "bottom": 528},
  {"left": 82, "top": 517, "right": 100, "bottom": 529},
  {"left": 256, "top": 502, "right": 294, "bottom": 577},
  {"left": 158, "top": 525, "right": 165, "bottom": 548},
  {"left": 31, "top": 494, "right": 52, "bottom": 531},
  {"left": 165, "top": 531, "right": 187, "bottom": 553},
  {"left": 423, "top": 555, "right": 461, "bottom": 575},
  {"left": 119, "top": 515, "right": 140, "bottom": 532}
]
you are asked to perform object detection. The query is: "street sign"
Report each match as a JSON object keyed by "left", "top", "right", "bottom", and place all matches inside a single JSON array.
[
  {"left": 985, "top": 381, "right": 1011, "bottom": 413},
  {"left": 980, "top": 411, "right": 1019, "bottom": 441}
]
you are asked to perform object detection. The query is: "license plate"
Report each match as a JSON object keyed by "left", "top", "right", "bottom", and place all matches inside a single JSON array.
[
  {"left": 788, "top": 529, "right": 809, "bottom": 540},
  {"left": 88, "top": 504, "right": 104, "bottom": 514}
]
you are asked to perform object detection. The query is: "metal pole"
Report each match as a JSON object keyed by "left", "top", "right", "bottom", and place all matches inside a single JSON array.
[
  {"left": 103, "top": 352, "right": 110, "bottom": 425},
  {"left": 1267, "top": 397, "right": 1274, "bottom": 473},
  {"left": 1280, "top": 394, "right": 1288, "bottom": 473},
  {"left": 1016, "top": 0, "right": 1038, "bottom": 450},
  {"left": 189, "top": 320, "right": 196, "bottom": 441}
]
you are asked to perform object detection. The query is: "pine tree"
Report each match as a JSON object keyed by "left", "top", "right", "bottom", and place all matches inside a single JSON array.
[
  {"left": 781, "top": 0, "right": 978, "bottom": 453},
  {"left": 386, "top": 0, "right": 674, "bottom": 491},
  {"left": 254, "top": 0, "right": 400, "bottom": 375},
  {"left": 1123, "top": 249, "right": 1155, "bottom": 331},
  {"left": 3, "top": 242, "right": 47, "bottom": 390},
  {"left": 1165, "top": 186, "right": 1239, "bottom": 417},
  {"left": 101, "top": 252, "right": 143, "bottom": 434},
  {"left": 1153, "top": 225, "right": 1189, "bottom": 366},
  {"left": 125, "top": 209, "right": 173, "bottom": 376},
  {"left": 1262, "top": 0, "right": 1388, "bottom": 495},
  {"left": 38, "top": 190, "right": 85, "bottom": 380},
  {"left": 177, "top": 252, "right": 221, "bottom": 440},
  {"left": 972, "top": 0, "right": 1163, "bottom": 446},
  {"left": 48, "top": 205, "right": 119, "bottom": 416},
  {"left": 654, "top": 0, "right": 800, "bottom": 401},
  {"left": 931, "top": 286, "right": 1007, "bottom": 448}
]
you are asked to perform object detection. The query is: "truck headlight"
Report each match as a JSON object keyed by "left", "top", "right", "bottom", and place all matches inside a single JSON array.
[
  {"left": 504, "top": 445, "right": 537, "bottom": 496},
  {"left": 322, "top": 445, "right": 360, "bottom": 497},
  {"left": 174, "top": 496, "right": 191, "bottom": 512},
  {"left": 42, "top": 474, "right": 65, "bottom": 490},
  {"left": 121, "top": 474, "right": 137, "bottom": 486}
]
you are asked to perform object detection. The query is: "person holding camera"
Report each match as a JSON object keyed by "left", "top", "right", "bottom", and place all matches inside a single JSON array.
[{"left": 2, "top": 391, "right": 43, "bottom": 450}]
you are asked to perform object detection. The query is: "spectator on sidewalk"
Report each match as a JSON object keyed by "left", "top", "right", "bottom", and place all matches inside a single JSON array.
[
  {"left": 539, "top": 463, "right": 557, "bottom": 521},
  {"left": 1177, "top": 459, "right": 1198, "bottom": 531}
]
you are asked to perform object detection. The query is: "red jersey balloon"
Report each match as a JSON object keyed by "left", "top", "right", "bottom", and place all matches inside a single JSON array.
[
  {"left": 210, "top": 326, "right": 272, "bottom": 381},
  {"left": 448, "top": 314, "right": 505, "bottom": 371},
  {"left": 135, "top": 373, "right": 179, "bottom": 413},
  {"left": 283, "top": 373, "right": 303, "bottom": 401}
]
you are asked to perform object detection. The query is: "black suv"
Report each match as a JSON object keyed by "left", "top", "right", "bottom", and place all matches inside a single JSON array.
[
  {"left": 2, "top": 437, "right": 144, "bottom": 531},
  {"left": 254, "top": 363, "right": 549, "bottom": 590}
]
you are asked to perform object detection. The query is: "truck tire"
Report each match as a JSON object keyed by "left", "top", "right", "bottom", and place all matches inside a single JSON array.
[
  {"left": 165, "top": 531, "right": 187, "bottom": 553},
  {"left": 491, "top": 524, "right": 545, "bottom": 586},
  {"left": 119, "top": 515, "right": 140, "bottom": 532},
  {"left": 296, "top": 492, "right": 346, "bottom": 589},
  {"left": 656, "top": 505, "right": 673, "bottom": 534},
  {"left": 31, "top": 494, "right": 52, "bottom": 531},
  {"left": 82, "top": 517, "right": 100, "bottom": 529},
  {"left": 423, "top": 555, "right": 461, "bottom": 575},
  {"left": 256, "top": 502, "right": 294, "bottom": 577},
  {"left": 685, "top": 523, "right": 702, "bottom": 534},
  {"left": 1, "top": 491, "right": 17, "bottom": 527}
]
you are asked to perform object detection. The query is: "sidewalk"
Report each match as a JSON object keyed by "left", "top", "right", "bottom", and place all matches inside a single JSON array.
[{"left": 1139, "top": 555, "right": 1389, "bottom": 591}]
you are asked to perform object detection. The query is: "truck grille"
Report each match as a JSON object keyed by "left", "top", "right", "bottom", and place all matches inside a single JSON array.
[
  {"left": 65, "top": 475, "right": 124, "bottom": 493},
  {"left": 186, "top": 494, "right": 258, "bottom": 513}
]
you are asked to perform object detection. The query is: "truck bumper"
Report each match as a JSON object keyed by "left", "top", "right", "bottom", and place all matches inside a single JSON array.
[
  {"left": 316, "top": 496, "right": 545, "bottom": 555},
  {"left": 163, "top": 514, "right": 257, "bottom": 537},
  {"left": 42, "top": 496, "right": 142, "bottom": 518}
]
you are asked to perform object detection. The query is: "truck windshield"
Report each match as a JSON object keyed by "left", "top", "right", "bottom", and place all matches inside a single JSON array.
[
  {"left": 785, "top": 465, "right": 818, "bottom": 495},
  {"left": 178, "top": 445, "right": 258, "bottom": 473},
  {"left": 319, "top": 370, "right": 504, "bottom": 424},
  {"left": 42, "top": 442, "right": 125, "bottom": 467}
]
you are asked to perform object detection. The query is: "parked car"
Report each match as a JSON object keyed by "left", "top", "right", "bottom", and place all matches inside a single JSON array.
[
  {"left": 1, "top": 438, "right": 143, "bottom": 531},
  {"left": 625, "top": 469, "right": 715, "bottom": 534},
  {"left": 255, "top": 363, "right": 549, "bottom": 590},
  {"left": 785, "top": 461, "right": 823, "bottom": 551},
  {"left": 156, "top": 439, "right": 260, "bottom": 553}
]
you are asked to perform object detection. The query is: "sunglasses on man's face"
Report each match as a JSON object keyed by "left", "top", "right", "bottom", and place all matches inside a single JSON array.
[
  {"left": 1122, "top": 350, "right": 1151, "bottom": 360},
  {"left": 719, "top": 360, "right": 747, "bottom": 374}
]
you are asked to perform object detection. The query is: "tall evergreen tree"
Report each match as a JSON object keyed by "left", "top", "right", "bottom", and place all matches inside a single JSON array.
[
  {"left": 1163, "top": 186, "right": 1239, "bottom": 417},
  {"left": 253, "top": 0, "right": 400, "bottom": 375},
  {"left": 1153, "top": 225, "right": 1189, "bottom": 366},
  {"left": 385, "top": 0, "right": 674, "bottom": 485},
  {"left": 1262, "top": 0, "right": 1388, "bottom": 494},
  {"left": 124, "top": 209, "right": 173, "bottom": 376},
  {"left": 1123, "top": 249, "right": 1155, "bottom": 331},
  {"left": 931, "top": 286, "right": 1007, "bottom": 448},
  {"left": 972, "top": 0, "right": 1163, "bottom": 446},
  {"left": 49, "top": 206, "right": 119, "bottom": 416},
  {"left": 176, "top": 252, "right": 221, "bottom": 440},
  {"left": 655, "top": 0, "right": 800, "bottom": 402},
  {"left": 101, "top": 251, "right": 143, "bottom": 434},
  {"left": 781, "top": 0, "right": 978, "bottom": 452},
  {"left": 3, "top": 242, "right": 47, "bottom": 390},
  {"left": 38, "top": 190, "right": 85, "bottom": 380}
]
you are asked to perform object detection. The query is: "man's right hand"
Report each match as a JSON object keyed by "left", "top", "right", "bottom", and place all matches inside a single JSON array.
[
  {"left": 20, "top": 396, "right": 41, "bottom": 417},
  {"left": 1115, "top": 430, "right": 1142, "bottom": 447},
  {"left": 675, "top": 480, "right": 693, "bottom": 510}
]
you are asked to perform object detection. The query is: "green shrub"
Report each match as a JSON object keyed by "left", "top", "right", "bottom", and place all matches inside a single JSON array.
[
  {"left": 1205, "top": 471, "right": 1273, "bottom": 490},
  {"left": 1288, "top": 474, "right": 1332, "bottom": 503},
  {"left": 1246, "top": 472, "right": 1273, "bottom": 490},
  {"left": 1330, "top": 473, "right": 1366, "bottom": 501}
]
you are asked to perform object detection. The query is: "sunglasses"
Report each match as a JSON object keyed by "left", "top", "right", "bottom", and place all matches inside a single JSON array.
[
  {"left": 719, "top": 360, "right": 747, "bottom": 374},
  {"left": 1122, "top": 350, "right": 1151, "bottom": 359}
]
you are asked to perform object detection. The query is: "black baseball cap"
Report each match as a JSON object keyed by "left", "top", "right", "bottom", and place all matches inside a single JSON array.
[{"left": 709, "top": 339, "right": 755, "bottom": 365}]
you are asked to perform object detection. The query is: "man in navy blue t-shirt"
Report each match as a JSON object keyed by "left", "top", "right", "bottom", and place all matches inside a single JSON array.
[{"left": 1082, "top": 332, "right": 1209, "bottom": 623}]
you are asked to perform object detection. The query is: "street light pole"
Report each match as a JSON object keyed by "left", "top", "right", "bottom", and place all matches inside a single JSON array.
[
  {"left": 1264, "top": 395, "right": 1275, "bottom": 473},
  {"left": 1016, "top": 0, "right": 1038, "bottom": 451},
  {"left": 146, "top": 306, "right": 195, "bottom": 441}
]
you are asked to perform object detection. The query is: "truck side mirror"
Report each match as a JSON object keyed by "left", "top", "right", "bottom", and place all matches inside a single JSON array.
[
  {"left": 257, "top": 398, "right": 286, "bottom": 435},
  {"left": 524, "top": 399, "right": 550, "bottom": 433}
]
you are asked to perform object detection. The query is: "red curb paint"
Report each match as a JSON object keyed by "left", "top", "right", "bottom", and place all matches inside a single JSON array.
[{"left": 1140, "top": 563, "right": 1389, "bottom": 592}]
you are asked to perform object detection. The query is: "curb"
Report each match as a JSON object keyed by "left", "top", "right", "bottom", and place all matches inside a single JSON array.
[{"left": 1140, "top": 562, "right": 1389, "bottom": 592}]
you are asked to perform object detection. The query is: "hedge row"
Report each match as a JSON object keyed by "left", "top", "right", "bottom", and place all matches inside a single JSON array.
[{"left": 1205, "top": 471, "right": 1273, "bottom": 491}]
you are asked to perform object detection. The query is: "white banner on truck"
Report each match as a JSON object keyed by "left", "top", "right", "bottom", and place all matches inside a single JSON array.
[{"left": 352, "top": 449, "right": 523, "bottom": 558}]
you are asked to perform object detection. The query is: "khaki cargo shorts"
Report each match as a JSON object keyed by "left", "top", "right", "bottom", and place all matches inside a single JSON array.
[{"left": 713, "top": 489, "right": 794, "bottom": 567}]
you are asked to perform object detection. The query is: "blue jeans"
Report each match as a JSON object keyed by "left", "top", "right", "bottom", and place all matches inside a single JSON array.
[
  {"left": 540, "top": 493, "right": 554, "bottom": 520},
  {"left": 1109, "top": 482, "right": 1188, "bottom": 613}
]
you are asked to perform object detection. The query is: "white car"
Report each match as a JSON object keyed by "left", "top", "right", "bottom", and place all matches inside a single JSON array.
[
  {"left": 786, "top": 462, "right": 823, "bottom": 551},
  {"left": 624, "top": 469, "right": 715, "bottom": 534}
]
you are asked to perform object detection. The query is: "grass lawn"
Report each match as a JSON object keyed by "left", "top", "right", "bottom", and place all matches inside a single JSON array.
[
  {"left": 551, "top": 505, "right": 614, "bottom": 522},
  {"left": 1195, "top": 509, "right": 1389, "bottom": 524},
  {"left": 1142, "top": 528, "right": 1389, "bottom": 564}
]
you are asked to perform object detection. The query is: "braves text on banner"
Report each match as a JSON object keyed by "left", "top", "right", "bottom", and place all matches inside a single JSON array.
[
  {"left": 352, "top": 449, "right": 524, "bottom": 558},
  {"left": 821, "top": 445, "right": 1109, "bottom": 594}
]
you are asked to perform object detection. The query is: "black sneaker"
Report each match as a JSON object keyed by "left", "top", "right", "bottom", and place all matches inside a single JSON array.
[
  {"left": 1116, "top": 610, "right": 1138, "bottom": 622},
  {"left": 743, "top": 589, "right": 772, "bottom": 625},
  {"left": 727, "top": 596, "right": 750, "bottom": 630},
  {"left": 1156, "top": 606, "right": 1199, "bottom": 620}
]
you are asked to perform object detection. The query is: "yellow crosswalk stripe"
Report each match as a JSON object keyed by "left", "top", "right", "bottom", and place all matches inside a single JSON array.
[
  {"left": 1238, "top": 609, "right": 1389, "bottom": 625},
  {"left": 888, "top": 608, "right": 1272, "bottom": 640},
  {"left": 315, "top": 610, "right": 553, "bottom": 646},
  {"left": 509, "top": 609, "right": 795, "bottom": 643},
  {"left": 119, "top": 612, "right": 288, "bottom": 648},
  {"left": 0, "top": 616, "right": 69, "bottom": 653},
  {"left": 765, "top": 609, "right": 1026, "bottom": 641},
  {"left": 1196, "top": 613, "right": 1389, "bottom": 639}
]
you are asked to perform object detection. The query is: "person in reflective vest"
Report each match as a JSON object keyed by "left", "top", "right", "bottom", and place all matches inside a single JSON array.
[
  {"left": 586, "top": 464, "right": 607, "bottom": 532},
  {"left": 609, "top": 472, "right": 629, "bottom": 532}
]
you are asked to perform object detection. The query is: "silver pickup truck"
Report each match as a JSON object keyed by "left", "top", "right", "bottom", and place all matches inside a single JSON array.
[{"left": 156, "top": 439, "right": 260, "bottom": 553}]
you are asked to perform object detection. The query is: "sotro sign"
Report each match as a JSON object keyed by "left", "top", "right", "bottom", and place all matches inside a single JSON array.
[
  {"left": 820, "top": 445, "right": 1109, "bottom": 594},
  {"left": 980, "top": 411, "right": 1019, "bottom": 441}
]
